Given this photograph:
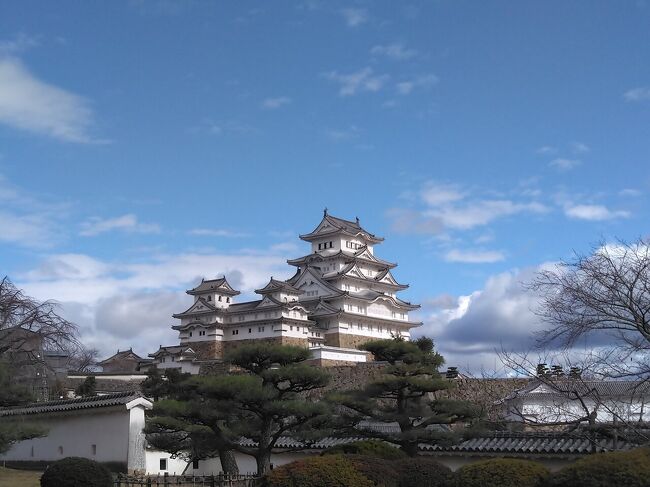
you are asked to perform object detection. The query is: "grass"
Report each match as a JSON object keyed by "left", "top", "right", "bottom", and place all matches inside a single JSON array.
[{"left": 0, "top": 467, "right": 41, "bottom": 487}]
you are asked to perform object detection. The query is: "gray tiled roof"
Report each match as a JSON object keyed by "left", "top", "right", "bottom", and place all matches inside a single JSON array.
[
  {"left": 300, "top": 213, "right": 383, "bottom": 243},
  {"left": 187, "top": 277, "right": 240, "bottom": 296},
  {"left": 240, "top": 432, "right": 634, "bottom": 455},
  {"left": 420, "top": 432, "right": 635, "bottom": 455},
  {"left": 0, "top": 391, "right": 145, "bottom": 417},
  {"left": 255, "top": 278, "right": 303, "bottom": 295}
]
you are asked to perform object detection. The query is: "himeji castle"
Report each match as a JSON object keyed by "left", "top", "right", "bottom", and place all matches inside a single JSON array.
[{"left": 150, "top": 210, "right": 421, "bottom": 371}]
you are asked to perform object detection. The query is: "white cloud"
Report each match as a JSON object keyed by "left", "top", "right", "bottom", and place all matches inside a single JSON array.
[
  {"left": 430, "top": 200, "right": 548, "bottom": 230},
  {"left": 624, "top": 87, "right": 650, "bottom": 102},
  {"left": 396, "top": 74, "right": 438, "bottom": 95},
  {"left": 444, "top": 249, "right": 505, "bottom": 264},
  {"left": 536, "top": 145, "right": 557, "bottom": 155},
  {"left": 324, "top": 68, "right": 388, "bottom": 96},
  {"left": 420, "top": 182, "right": 465, "bottom": 206},
  {"left": 388, "top": 181, "right": 549, "bottom": 236},
  {"left": 564, "top": 204, "right": 630, "bottom": 221},
  {"left": 261, "top": 96, "right": 291, "bottom": 109},
  {"left": 340, "top": 8, "right": 368, "bottom": 27},
  {"left": 0, "top": 211, "right": 59, "bottom": 248},
  {"left": 619, "top": 188, "right": 642, "bottom": 197},
  {"left": 370, "top": 43, "right": 417, "bottom": 60},
  {"left": 0, "top": 34, "right": 39, "bottom": 55},
  {"left": 417, "top": 265, "right": 552, "bottom": 371},
  {"left": 0, "top": 57, "right": 102, "bottom": 143},
  {"left": 549, "top": 158, "right": 581, "bottom": 171},
  {"left": 571, "top": 141, "right": 590, "bottom": 154},
  {"left": 324, "top": 125, "right": 359, "bottom": 141},
  {"left": 80, "top": 214, "right": 161, "bottom": 237},
  {"left": 189, "top": 228, "right": 250, "bottom": 238},
  {"left": 0, "top": 173, "right": 67, "bottom": 248}
]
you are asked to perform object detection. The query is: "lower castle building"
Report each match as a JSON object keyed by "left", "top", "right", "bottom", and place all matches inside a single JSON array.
[{"left": 149, "top": 211, "right": 421, "bottom": 369}]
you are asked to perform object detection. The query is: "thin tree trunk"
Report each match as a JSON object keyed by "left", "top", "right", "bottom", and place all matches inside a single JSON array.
[{"left": 218, "top": 448, "right": 239, "bottom": 474}]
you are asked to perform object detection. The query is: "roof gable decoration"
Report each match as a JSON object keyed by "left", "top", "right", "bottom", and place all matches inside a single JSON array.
[
  {"left": 257, "top": 296, "right": 278, "bottom": 308},
  {"left": 293, "top": 268, "right": 343, "bottom": 298}
]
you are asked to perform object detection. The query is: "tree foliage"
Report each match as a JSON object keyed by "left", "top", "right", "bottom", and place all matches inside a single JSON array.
[
  {"left": 74, "top": 376, "right": 97, "bottom": 397},
  {"left": 146, "top": 343, "right": 331, "bottom": 476},
  {"left": 332, "top": 337, "right": 478, "bottom": 456},
  {"left": 264, "top": 455, "right": 374, "bottom": 487}
]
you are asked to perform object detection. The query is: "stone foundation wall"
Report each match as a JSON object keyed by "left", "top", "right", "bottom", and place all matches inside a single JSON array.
[
  {"left": 324, "top": 332, "right": 378, "bottom": 350},
  {"left": 189, "top": 341, "right": 224, "bottom": 360}
]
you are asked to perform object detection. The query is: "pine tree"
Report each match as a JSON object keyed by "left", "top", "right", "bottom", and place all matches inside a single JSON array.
[
  {"left": 74, "top": 376, "right": 97, "bottom": 397},
  {"left": 332, "top": 336, "right": 478, "bottom": 456},
  {"left": 146, "top": 343, "right": 331, "bottom": 476}
]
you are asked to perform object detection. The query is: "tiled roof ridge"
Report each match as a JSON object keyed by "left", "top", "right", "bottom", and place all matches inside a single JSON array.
[{"left": 0, "top": 391, "right": 144, "bottom": 416}]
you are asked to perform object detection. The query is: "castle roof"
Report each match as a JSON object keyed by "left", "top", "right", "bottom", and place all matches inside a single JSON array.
[
  {"left": 299, "top": 211, "right": 383, "bottom": 244},
  {"left": 255, "top": 278, "right": 304, "bottom": 295},
  {"left": 186, "top": 277, "right": 240, "bottom": 296},
  {"left": 97, "top": 348, "right": 144, "bottom": 366},
  {"left": 148, "top": 345, "right": 196, "bottom": 358},
  {"left": 321, "top": 262, "right": 409, "bottom": 290},
  {"left": 287, "top": 246, "right": 397, "bottom": 269},
  {"left": 172, "top": 297, "right": 218, "bottom": 318}
]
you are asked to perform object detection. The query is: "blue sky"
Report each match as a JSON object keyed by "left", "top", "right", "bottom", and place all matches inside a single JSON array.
[{"left": 1, "top": 1, "right": 649, "bottom": 371}]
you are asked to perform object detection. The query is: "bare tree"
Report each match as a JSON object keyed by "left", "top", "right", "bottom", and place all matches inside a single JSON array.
[
  {"left": 0, "top": 276, "right": 80, "bottom": 354},
  {"left": 0, "top": 276, "right": 80, "bottom": 399},
  {"left": 530, "top": 239, "right": 650, "bottom": 380},
  {"left": 498, "top": 349, "right": 650, "bottom": 449},
  {"left": 68, "top": 346, "right": 100, "bottom": 373}
]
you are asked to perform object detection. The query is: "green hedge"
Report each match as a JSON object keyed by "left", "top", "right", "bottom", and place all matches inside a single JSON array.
[
  {"left": 40, "top": 457, "right": 113, "bottom": 487},
  {"left": 322, "top": 440, "right": 406, "bottom": 460},
  {"left": 455, "top": 458, "right": 549, "bottom": 487},
  {"left": 548, "top": 448, "right": 650, "bottom": 487},
  {"left": 346, "top": 454, "right": 401, "bottom": 487},
  {"left": 265, "top": 455, "right": 374, "bottom": 487},
  {"left": 393, "top": 457, "right": 454, "bottom": 487}
]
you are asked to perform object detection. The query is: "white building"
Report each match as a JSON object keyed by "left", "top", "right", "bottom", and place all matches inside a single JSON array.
[
  {"left": 0, "top": 392, "right": 152, "bottom": 473},
  {"left": 151, "top": 211, "right": 421, "bottom": 369},
  {"left": 503, "top": 379, "right": 650, "bottom": 425}
]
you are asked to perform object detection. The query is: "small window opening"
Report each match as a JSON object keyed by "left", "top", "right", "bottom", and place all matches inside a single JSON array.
[{"left": 160, "top": 458, "right": 168, "bottom": 471}]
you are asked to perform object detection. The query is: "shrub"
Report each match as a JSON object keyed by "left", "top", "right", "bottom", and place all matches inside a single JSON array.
[
  {"left": 323, "top": 440, "right": 407, "bottom": 460},
  {"left": 548, "top": 447, "right": 650, "bottom": 487},
  {"left": 347, "top": 454, "right": 401, "bottom": 487},
  {"left": 393, "top": 457, "right": 454, "bottom": 487},
  {"left": 265, "top": 455, "right": 374, "bottom": 487},
  {"left": 455, "top": 458, "right": 549, "bottom": 487},
  {"left": 40, "top": 457, "right": 113, "bottom": 487}
]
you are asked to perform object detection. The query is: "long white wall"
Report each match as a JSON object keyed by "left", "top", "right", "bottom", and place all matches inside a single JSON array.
[{"left": 1, "top": 408, "right": 130, "bottom": 464}]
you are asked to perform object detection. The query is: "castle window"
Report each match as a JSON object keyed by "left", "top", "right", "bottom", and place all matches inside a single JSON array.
[
  {"left": 192, "top": 459, "right": 199, "bottom": 469},
  {"left": 227, "top": 297, "right": 230, "bottom": 303},
  {"left": 290, "top": 326, "right": 293, "bottom": 331},
  {"left": 91, "top": 444, "right": 97, "bottom": 455},
  {"left": 171, "top": 356, "right": 175, "bottom": 362},
  {"left": 189, "top": 332, "right": 193, "bottom": 337},
  {"left": 318, "top": 243, "right": 322, "bottom": 250},
  {"left": 207, "top": 295, "right": 211, "bottom": 301},
  {"left": 58, "top": 446, "right": 63, "bottom": 455},
  {"left": 218, "top": 296, "right": 222, "bottom": 302},
  {"left": 232, "top": 329, "right": 239, "bottom": 335},
  {"left": 249, "top": 328, "right": 252, "bottom": 333},
  {"left": 160, "top": 459, "right": 167, "bottom": 471}
]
